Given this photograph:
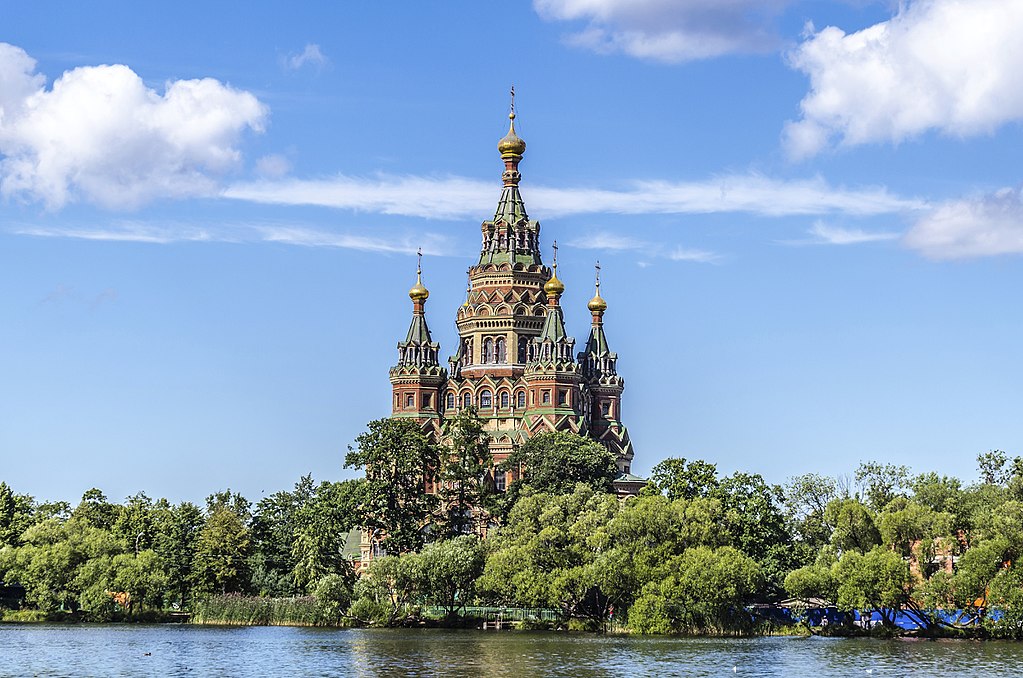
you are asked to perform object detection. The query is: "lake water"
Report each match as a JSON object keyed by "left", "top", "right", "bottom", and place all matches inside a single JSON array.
[{"left": 2, "top": 625, "right": 1022, "bottom": 677}]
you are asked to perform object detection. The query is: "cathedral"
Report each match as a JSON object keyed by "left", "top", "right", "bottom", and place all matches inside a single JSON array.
[{"left": 388, "top": 102, "right": 642, "bottom": 495}]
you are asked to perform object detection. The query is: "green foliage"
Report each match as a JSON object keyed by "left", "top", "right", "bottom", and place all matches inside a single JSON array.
[
  {"left": 192, "top": 593, "right": 323, "bottom": 626},
  {"left": 418, "top": 536, "right": 485, "bottom": 617},
  {"left": 833, "top": 547, "right": 911, "bottom": 625},
  {"left": 193, "top": 501, "right": 251, "bottom": 595},
  {"left": 649, "top": 457, "right": 719, "bottom": 501},
  {"left": 504, "top": 431, "right": 618, "bottom": 497},
  {"left": 630, "top": 546, "right": 763, "bottom": 635},
  {"left": 345, "top": 418, "right": 440, "bottom": 554},
  {"left": 855, "top": 462, "right": 909, "bottom": 512},
  {"left": 977, "top": 449, "right": 1010, "bottom": 486},
  {"left": 824, "top": 498, "right": 880, "bottom": 554},
  {"left": 312, "top": 572, "right": 356, "bottom": 625},
  {"left": 436, "top": 408, "right": 492, "bottom": 538},
  {"left": 0, "top": 482, "right": 34, "bottom": 548}
]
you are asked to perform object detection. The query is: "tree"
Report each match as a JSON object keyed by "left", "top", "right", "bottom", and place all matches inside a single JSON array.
[
  {"left": 833, "top": 546, "right": 912, "bottom": 627},
  {"left": 855, "top": 462, "right": 909, "bottom": 511},
  {"left": 291, "top": 479, "right": 365, "bottom": 592},
  {"left": 0, "top": 482, "right": 34, "bottom": 547},
  {"left": 345, "top": 418, "right": 440, "bottom": 555},
  {"left": 630, "top": 546, "right": 763, "bottom": 634},
  {"left": 250, "top": 475, "right": 316, "bottom": 596},
  {"left": 417, "top": 536, "right": 485, "bottom": 617},
  {"left": 477, "top": 485, "right": 624, "bottom": 624},
  {"left": 713, "top": 472, "right": 789, "bottom": 567},
  {"left": 112, "top": 492, "right": 156, "bottom": 553},
  {"left": 436, "top": 408, "right": 492, "bottom": 537},
  {"left": 824, "top": 498, "right": 881, "bottom": 555},
  {"left": 977, "top": 449, "right": 1010, "bottom": 486},
  {"left": 193, "top": 501, "right": 251, "bottom": 595},
  {"left": 72, "top": 488, "right": 120, "bottom": 531},
  {"left": 153, "top": 501, "right": 203, "bottom": 607},
  {"left": 649, "top": 457, "right": 719, "bottom": 501},
  {"left": 504, "top": 431, "right": 618, "bottom": 497},
  {"left": 784, "top": 473, "right": 839, "bottom": 556}
]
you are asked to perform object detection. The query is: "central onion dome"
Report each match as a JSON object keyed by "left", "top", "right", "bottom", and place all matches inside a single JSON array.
[{"left": 498, "top": 111, "right": 526, "bottom": 158}]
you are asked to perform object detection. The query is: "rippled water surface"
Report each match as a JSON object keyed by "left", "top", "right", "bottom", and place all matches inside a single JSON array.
[{"left": 3, "top": 625, "right": 1023, "bottom": 677}]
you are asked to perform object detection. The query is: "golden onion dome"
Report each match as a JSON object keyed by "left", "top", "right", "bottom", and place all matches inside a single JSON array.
[
  {"left": 409, "top": 251, "right": 429, "bottom": 301},
  {"left": 587, "top": 292, "right": 607, "bottom": 313},
  {"left": 498, "top": 112, "right": 526, "bottom": 158},
  {"left": 544, "top": 273, "right": 565, "bottom": 297}
]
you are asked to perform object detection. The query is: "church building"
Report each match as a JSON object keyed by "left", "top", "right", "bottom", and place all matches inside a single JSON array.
[{"left": 388, "top": 101, "right": 641, "bottom": 495}]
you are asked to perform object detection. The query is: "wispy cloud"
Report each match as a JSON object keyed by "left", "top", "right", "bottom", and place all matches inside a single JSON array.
[
  {"left": 567, "top": 230, "right": 720, "bottom": 264},
  {"left": 283, "top": 43, "right": 328, "bottom": 71},
  {"left": 793, "top": 221, "right": 901, "bottom": 246},
  {"left": 534, "top": 0, "right": 790, "bottom": 63},
  {"left": 11, "top": 220, "right": 452, "bottom": 256},
  {"left": 224, "top": 172, "right": 925, "bottom": 220}
]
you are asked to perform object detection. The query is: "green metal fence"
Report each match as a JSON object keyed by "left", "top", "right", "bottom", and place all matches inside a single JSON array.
[{"left": 421, "top": 605, "right": 561, "bottom": 622}]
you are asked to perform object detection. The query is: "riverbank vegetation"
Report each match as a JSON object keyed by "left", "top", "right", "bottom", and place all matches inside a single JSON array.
[{"left": 2, "top": 413, "right": 1022, "bottom": 637}]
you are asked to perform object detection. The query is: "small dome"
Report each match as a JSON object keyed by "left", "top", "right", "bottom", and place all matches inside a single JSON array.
[
  {"left": 587, "top": 293, "right": 607, "bottom": 313},
  {"left": 498, "top": 112, "right": 526, "bottom": 158},
  {"left": 544, "top": 273, "right": 565, "bottom": 297},
  {"left": 409, "top": 280, "right": 429, "bottom": 302}
]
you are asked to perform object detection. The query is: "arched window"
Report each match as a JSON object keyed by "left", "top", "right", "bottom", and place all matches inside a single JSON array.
[
  {"left": 518, "top": 337, "right": 528, "bottom": 363},
  {"left": 500, "top": 391, "right": 509, "bottom": 408},
  {"left": 542, "top": 390, "right": 551, "bottom": 405},
  {"left": 483, "top": 338, "right": 495, "bottom": 363},
  {"left": 462, "top": 393, "right": 471, "bottom": 409},
  {"left": 496, "top": 337, "right": 506, "bottom": 363},
  {"left": 516, "top": 391, "right": 526, "bottom": 408},
  {"left": 447, "top": 393, "right": 455, "bottom": 410},
  {"left": 480, "top": 390, "right": 493, "bottom": 408}
]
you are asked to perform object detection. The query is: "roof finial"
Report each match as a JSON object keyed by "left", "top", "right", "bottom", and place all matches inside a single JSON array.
[
  {"left": 498, "top": 86, "right": 526, "bottom": 159},
  {"left": 588, "top": 260, "right": 607, "bottom": 314},
  {"left": 544, "top": 240, "right": 565, "bottom": 299},
  {"left": 409, "top": 247, "right": 429, "bottom": 302}
]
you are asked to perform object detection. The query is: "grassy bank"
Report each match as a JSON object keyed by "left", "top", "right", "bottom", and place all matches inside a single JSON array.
[{"left": 191, "top": 594, "right": 344, "bottom": 627}]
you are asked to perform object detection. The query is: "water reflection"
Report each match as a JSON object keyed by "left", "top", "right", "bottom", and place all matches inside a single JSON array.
[{"left": 2, "top": 625, "right": 1023, "bottom": 677}]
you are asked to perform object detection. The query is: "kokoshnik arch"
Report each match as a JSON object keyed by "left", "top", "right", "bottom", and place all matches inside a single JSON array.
[{"left": 388, "top": 97, "right": 641, "bottom": 495}]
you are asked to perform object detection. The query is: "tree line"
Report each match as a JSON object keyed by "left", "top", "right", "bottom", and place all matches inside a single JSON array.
[{"left": 2, "top": 411, "right": 1022, "bottom": 636}]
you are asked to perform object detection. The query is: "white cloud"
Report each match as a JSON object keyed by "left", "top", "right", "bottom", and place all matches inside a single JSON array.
[
  {"left": 805, "top": 221, "right": 899, "bottom": 245},
  {"left": 534, "top": 0, "right": 789, "bottom": 62},
  {"left": 225, "top": 172, "right": 924, "bottom": 219},
  {"left": 785, "top": 1, "right": 1023, "bottom": 159},
  {"left": 10, "top": 219, "right": 451, "bottom": 255},
  {"left": 567, "top": 230, "right": 720, "bottom": 263},
  {"left": 0, "top": 43, "right": 267, "bottom": 209},
  {"left": 255, "top": 154, "right": 292, "bottom": 178},
  {"left": 284, "top": 44, "right": 328, "bottom": 71},
  {"left": 904, "top": 186, "right": 1023, "bottom": 260}
]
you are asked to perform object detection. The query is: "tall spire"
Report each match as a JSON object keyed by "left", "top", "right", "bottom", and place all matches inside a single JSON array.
[
  {"left": 580, "top": 260, "right": 618, "bottom": 380},
  {"left": 397, "top": 249, "right": 439, "bottom": 365},
  {"left": 537, "top": 241, "right": 569, "bottom": 345},
  {"left": 481, "top": 87, "right": 541, "bottom": 266}
]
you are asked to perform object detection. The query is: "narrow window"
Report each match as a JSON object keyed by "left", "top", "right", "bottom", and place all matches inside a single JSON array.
[
  {"left": 496, "top": 338, "right": 507, "bottom": 363},
  {"left": 518, "top": 337, "right": 528, "bottom": 363},
  {"left": 447, "top": 393, "right": 455, "bottom": 410},
  {"left": 542, "top": 390, "right": 551, "bottom": 405},
  {"left": 423, "top": 393, "right": 432, "bottom": 408},
  {"left": 483, "top": 338, "right": 495, "bottom": 363},
  {"left": 558, "top": 390, "right": 567, "bottom": 405},
  {"left": 480, "top": 390, "right": 493, "bottom": 408},
  {"left": 516, "top": 391, "right": 526, "bottom": 408},
  {"left": 462, "top": 393, "right": 471, "bottom": 409},
  {"left": 495, "top": 472, "right": 507, "bottom": 493},
  {"left": 500, "top": 391, "right": 509, "bottom": 408},
  {"left": 406, "top": 394, "right": 415, "bottom": 408},
  {"left": 601, "top": 401, "right": 611, "bottom": 416}
]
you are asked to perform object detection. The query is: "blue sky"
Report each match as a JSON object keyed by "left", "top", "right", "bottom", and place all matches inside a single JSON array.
[{"left": 1, "top": 1, "right": 1021, "bottom": 504}]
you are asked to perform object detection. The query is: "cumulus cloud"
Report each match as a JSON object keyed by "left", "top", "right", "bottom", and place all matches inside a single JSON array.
[
  {"left": 284, "top": 44, "right": 328, "bottom": 71},
  {"left": 904, "top": 186, "right": 1023, "bottom": 260},
  {"left": 785, "top": 1, "right": 1023, "bottom": 159},
  {"left": 534, "top": 0, "right": 789, "bottom": 62},
  {"left": 11, "top": 219, "right": 451, "bottom": 255},
  {"left": 0, "top": 43, "right": 267, "bottom": 209},
  {"left": 225, "top": 172, "right": 923, "bottom": 219}
]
